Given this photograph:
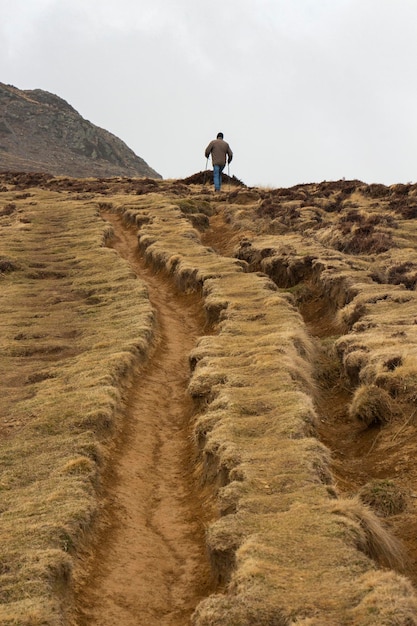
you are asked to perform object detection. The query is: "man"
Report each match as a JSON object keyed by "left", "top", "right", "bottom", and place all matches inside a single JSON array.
[{"left": 205, "top": 132, "right": 233, "bottom": 192}]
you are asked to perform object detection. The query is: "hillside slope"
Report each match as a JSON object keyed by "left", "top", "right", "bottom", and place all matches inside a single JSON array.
[
  {"left": 0, "top": 83, "right": 161, "bottom": 178},
  {"left": 2, "top": 173, "right": 417, "bottom": 625}
]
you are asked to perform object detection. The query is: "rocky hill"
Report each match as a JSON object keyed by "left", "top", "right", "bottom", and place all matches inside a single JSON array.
[{"left": 0, "top": 82, "right": 161, "bottom": 178}]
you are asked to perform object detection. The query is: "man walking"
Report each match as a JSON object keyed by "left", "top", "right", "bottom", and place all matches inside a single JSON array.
[{"left": 205, "top": 132, "right": 233, "bottom": 192}]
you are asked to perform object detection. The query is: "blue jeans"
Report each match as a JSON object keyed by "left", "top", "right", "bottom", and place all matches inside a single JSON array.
[{"left": 213, "top": 164, "right": 224, "bottom": 191}]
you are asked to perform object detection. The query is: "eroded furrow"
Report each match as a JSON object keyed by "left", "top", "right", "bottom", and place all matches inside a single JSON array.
[
  {"left": 75, "top": 215, "right": 215, "bottom": 626},
  {"left": 201, "top": 203, "right": 417, "bottom": 585}
]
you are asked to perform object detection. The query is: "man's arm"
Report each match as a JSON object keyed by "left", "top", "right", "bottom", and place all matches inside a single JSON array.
[
  {"left": 227, "top": 145, "right": 233, "bottom": 163},
  {"left": 205, "top": 141, "right": 214, "bottom": 158}
]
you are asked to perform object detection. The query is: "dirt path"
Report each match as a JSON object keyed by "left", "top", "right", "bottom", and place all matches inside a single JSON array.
[{"left": 75, "top": 215, "right": 215, "bottom": 626}]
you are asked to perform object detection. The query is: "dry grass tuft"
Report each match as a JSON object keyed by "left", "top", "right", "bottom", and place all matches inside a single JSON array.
[
  {"left": 348, "top": 384, "right": 394, "bottom": 426},
  {"left": 359, "top": 479, "right": 407, "bottom": 517},
  {"left": 192, "top": 593, "right": 289, "bottom": 626},
  {"left": 351, "top": 570, "right": 417, "bottom": 625},
  {"left": 330, "top": 497, "right": 406, "bottom": 570},
  {"left": 322, "top": 220, "right": 393, "bottom": 255}
]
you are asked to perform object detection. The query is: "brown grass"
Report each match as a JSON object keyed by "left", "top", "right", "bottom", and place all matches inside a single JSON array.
[
  {"left": 349, "top": 384, "right": 394, "bottom": 426},
  {"left": 109, "top": 192, "right": 417, "bottom": 625},
  {"left": 330, "top": 497, "right": 406, "bottom": 570},
  {"left": 359, "top": 479, "right": 407, "bottom": 517},
  {"left": 3, "top": 175, "right": 417, "bottom": 624},
  {"left": 0, "top": 186, "right": 155, "bottom": 623}
]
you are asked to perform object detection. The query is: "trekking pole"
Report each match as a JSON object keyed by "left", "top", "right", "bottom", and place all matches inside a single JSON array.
[
  {"left": 203, "top": 157, "right": 209, "bottom": 185},
  {"left": 228, "top": 162, "right": 231, "bottom": 192}
]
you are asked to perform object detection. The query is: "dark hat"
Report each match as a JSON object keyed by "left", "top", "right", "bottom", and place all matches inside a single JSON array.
[{"left": 217, "top": 132, "right": 224, "bottom": 139}]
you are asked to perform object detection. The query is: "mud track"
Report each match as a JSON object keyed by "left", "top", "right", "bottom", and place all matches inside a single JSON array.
[{"left": 75, "top": 215, "right": 215, "bottom": 626}]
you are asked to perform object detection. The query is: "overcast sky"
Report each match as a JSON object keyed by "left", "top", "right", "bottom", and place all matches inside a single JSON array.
[{"left": 1, "top": 0, "right": 417, "bottom": 188}]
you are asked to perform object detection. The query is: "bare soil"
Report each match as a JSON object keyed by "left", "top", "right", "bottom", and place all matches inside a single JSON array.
[{"left": 75, "top": 215, "right": 216, "bottom": 626}]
